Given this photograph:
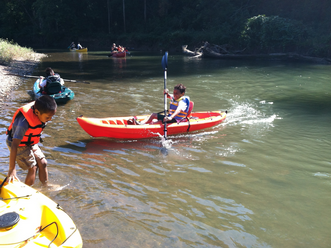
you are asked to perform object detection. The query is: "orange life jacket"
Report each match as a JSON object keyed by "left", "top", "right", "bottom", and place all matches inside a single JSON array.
[{"left": 7, "top": 102, "right": 46, "bottom": 146}]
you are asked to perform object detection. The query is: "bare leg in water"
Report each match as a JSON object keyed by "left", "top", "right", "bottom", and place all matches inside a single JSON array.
[{"left": 25, "top": 157, "right": 48, "bottom": 186}]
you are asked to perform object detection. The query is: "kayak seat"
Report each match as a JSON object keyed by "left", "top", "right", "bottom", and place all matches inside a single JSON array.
[
  {"left": 108, "top": 120, "right": 116, "bottom": 125},
  {"left": 116, "top": 120, "right": 123, "bottom": 125},
  {"left": 187, "top": 101, "right": 194, "bottom": 117}
]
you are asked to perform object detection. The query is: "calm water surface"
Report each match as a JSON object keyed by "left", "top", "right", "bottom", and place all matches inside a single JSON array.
[{"left": 0, "top": 50, "right": 330, "bottom": 247}]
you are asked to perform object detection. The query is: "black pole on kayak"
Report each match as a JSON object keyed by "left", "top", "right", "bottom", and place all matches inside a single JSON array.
[
  {"left": 0, "top": 177, "right": 7, "bottom": 194},
  {"left": 161, "top": 52, "right": 168, "bottom": 140},
  {"left": 5, "top": 74, "right": 90, "bottom": 84}
]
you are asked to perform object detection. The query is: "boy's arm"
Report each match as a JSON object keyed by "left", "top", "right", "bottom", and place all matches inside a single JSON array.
[
  {"left": 165, "top": 108, "right": 182, "bottom": 121},
  {"left": 8, "top": 139, "right": 21, "bottom": 183},
  {"left": 39, "top": 77, "right": 44, "bottom": 88}
]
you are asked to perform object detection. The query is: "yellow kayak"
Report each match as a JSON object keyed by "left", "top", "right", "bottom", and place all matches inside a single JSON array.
[
  {"left": 0, "top": 175, "right": 83, "bottom": 248},
  {"left": 69, "top": 48, "right": 88, "bottom": 52}
]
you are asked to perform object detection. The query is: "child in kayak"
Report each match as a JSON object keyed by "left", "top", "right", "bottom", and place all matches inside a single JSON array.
[
  {"left": 135, "top": 83, "right": 190, "bottom": 125},
  {"left": 6, "top": 95, "right": 57, "bottom": 186},
  {"left": 39, "top": 67, "right": 64, "bottom": 95}
]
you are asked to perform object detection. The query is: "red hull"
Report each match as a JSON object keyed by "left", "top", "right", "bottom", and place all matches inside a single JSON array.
[
  {"left": 77, "top": 111, "right": 226, "bottom": 139},
  {"left": 111, "top": 51, "right": 126, "bottom": 57}
]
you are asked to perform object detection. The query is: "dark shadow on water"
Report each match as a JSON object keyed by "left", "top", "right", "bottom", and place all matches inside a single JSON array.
[
  {"left": 57, "top": 138, "right": 166, "bottom": 155},
  {"left": 276, "top": 94, "right": 331, "bottom": 118}
]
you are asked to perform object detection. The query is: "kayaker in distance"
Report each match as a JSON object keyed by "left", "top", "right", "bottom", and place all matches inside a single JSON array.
[
  {"left": 6, "top": 95, "right": 57, "bottom": 186},
  {"left": 39, "top": 67, "right": 64, "bottom": 95},
  {"left": 118, "top": 45, "right": 124, "bottom": 52},
  {"left": 111, "top": 43, "right": 118, "bottom": 52},
  {"left": 69, "top": 42, "right": 75, "bottom": 49},
  {"left": 108, "top": 43, "right": 129, "bottom": 57},
  {"left": 77, "top": 42, "right": 83, "bottom": 49},
  {"left": 134, "top": 83, "right": 190, "bottom": 125},
  {"left": 109, "top": 43, "right": 119, "bottom": 56}
]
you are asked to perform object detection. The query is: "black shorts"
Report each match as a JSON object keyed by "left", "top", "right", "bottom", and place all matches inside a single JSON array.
[{"left": 157, "top": 113, "right": 177, "bottom": 124}]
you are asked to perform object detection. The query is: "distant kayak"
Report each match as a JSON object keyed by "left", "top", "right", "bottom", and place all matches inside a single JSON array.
[
  {"left": 77, "top": 111, "right": 227, "bottom": 139},
  {"left": 33, "top": 79, "right": 74, "bottom": 104},
  {"left": 69, "top": 47, "right": 88, "bottom": 52},
  {"left": 109, "top": 51, "right": 126, "bottom": 57},
  {"left": 0, "top": 175, "right": 83, "bottom": 248}
]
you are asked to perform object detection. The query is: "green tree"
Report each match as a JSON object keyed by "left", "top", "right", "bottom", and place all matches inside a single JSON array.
[{"left": 241, "top": 15, "right": 306, "bottom": 53}]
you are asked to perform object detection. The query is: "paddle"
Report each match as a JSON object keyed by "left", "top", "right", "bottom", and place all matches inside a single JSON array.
[
  {"left": 161, "top": 52, "right": 168, "bottom": 140},
  {"left": 5, "top": 74, "right": 90, "bottom": 84}
]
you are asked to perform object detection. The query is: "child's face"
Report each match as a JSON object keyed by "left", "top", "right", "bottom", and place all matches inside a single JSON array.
[
  {"left": 173, "top": 89, "right": 184, "bottom": 100},
  {"left": 35, "top": 110, "right": 56, "bottom": 123}
]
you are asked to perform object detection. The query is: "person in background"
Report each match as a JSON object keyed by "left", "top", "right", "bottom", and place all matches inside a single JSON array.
[
  {"left": 111, "top": 43, "right": 118, "bottom": 53},
  {"left": 135, "top": 84, "right": 190, "bottom": 125},
  {"left": 77, "top": 42, "right": 83, "bottom": 49},
  {"left": 69, "top": 42, "right": 75, "bottom": 49},
  {"left": 39, "top": 67, "right": 64, "bottom": 95},
  {"left": 6, "top": 95, "right": 57, "bottom": 186},
  {"left": 118, "top": 45, "right": 124, "bottom": 52}
]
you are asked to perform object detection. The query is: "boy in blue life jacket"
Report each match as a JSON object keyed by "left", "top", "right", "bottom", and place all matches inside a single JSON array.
[
  {"left": 136, "top": 83, "right": 190, "bottom": 125},
  {"left": 6, "top": 95, "right": 57, "bottom": 186}
]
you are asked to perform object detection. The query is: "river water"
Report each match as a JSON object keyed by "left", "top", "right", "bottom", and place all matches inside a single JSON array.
[{"left": 0, "top": 50, "right": 330, "bottom": 247}]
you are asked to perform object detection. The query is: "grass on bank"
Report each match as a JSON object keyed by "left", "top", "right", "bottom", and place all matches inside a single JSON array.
[{"left": 0, "top": 38, "right": 35, "bottom": 65}]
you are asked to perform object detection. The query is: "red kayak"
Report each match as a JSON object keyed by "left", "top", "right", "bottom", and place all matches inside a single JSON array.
[
  {"left": 76, "top": 111, "right": 226, "bottom": 139},
  {"left": 111, "top": 51, "right": 126, "bottom": 57}
]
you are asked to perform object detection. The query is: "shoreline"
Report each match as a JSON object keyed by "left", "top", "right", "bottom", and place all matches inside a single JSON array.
[{"left": 0, "top": 53, "right": 46, "bottom": 108}]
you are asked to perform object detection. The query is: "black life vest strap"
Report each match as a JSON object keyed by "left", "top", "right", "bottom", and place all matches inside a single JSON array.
[
  {"left": 21, "top": 133, "right": 42, "bottom": 146},
  {"left": 186, "top": 117, "right": 191, "bottom": 132},
  {"left": 6, "top": 129, "right": 12, "bottom": 137},
  {"left": 28, "top": 123, "right": 46, "bottom": 129}
]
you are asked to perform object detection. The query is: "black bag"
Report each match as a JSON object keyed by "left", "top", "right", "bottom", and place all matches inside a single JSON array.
[{"left": 45, "top": 74, "right": 62, "bottom": 94}]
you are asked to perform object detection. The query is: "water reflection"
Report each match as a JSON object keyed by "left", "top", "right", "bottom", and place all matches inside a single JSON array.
[
  {"left": 51, "top": 137, "right": 264, "bottom": 247},
  {"left": 70, "top": 51, "right": 88, "bottom": 72},
  {"left": 111, "top": 57, "right": 127, "bottom": 70}
]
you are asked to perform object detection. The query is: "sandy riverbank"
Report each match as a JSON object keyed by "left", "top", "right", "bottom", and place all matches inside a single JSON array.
[{"left": 0, "top": 53, "right": 46, "bottom": 107}]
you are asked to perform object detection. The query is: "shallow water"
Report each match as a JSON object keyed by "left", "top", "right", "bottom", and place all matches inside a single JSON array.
[{"left": 0, "top": 50, "right": 330, "bottom": 247}]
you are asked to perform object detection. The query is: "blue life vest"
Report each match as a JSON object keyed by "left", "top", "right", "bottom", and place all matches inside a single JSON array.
[{"left": 169, "top": 96, "right": 190, "bottom": 121}]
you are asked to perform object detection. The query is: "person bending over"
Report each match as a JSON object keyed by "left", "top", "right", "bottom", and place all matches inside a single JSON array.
[{"left": 6, "top": 95, "right": 57, "bottom": 186}]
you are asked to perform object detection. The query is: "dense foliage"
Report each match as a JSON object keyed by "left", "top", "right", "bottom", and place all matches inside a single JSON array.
[
  {"left": 0, "top": 0, "right": 331, "bottom": 57},
  {"left": 241, "top": 15, "right": 307, "bottom": 53}
]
